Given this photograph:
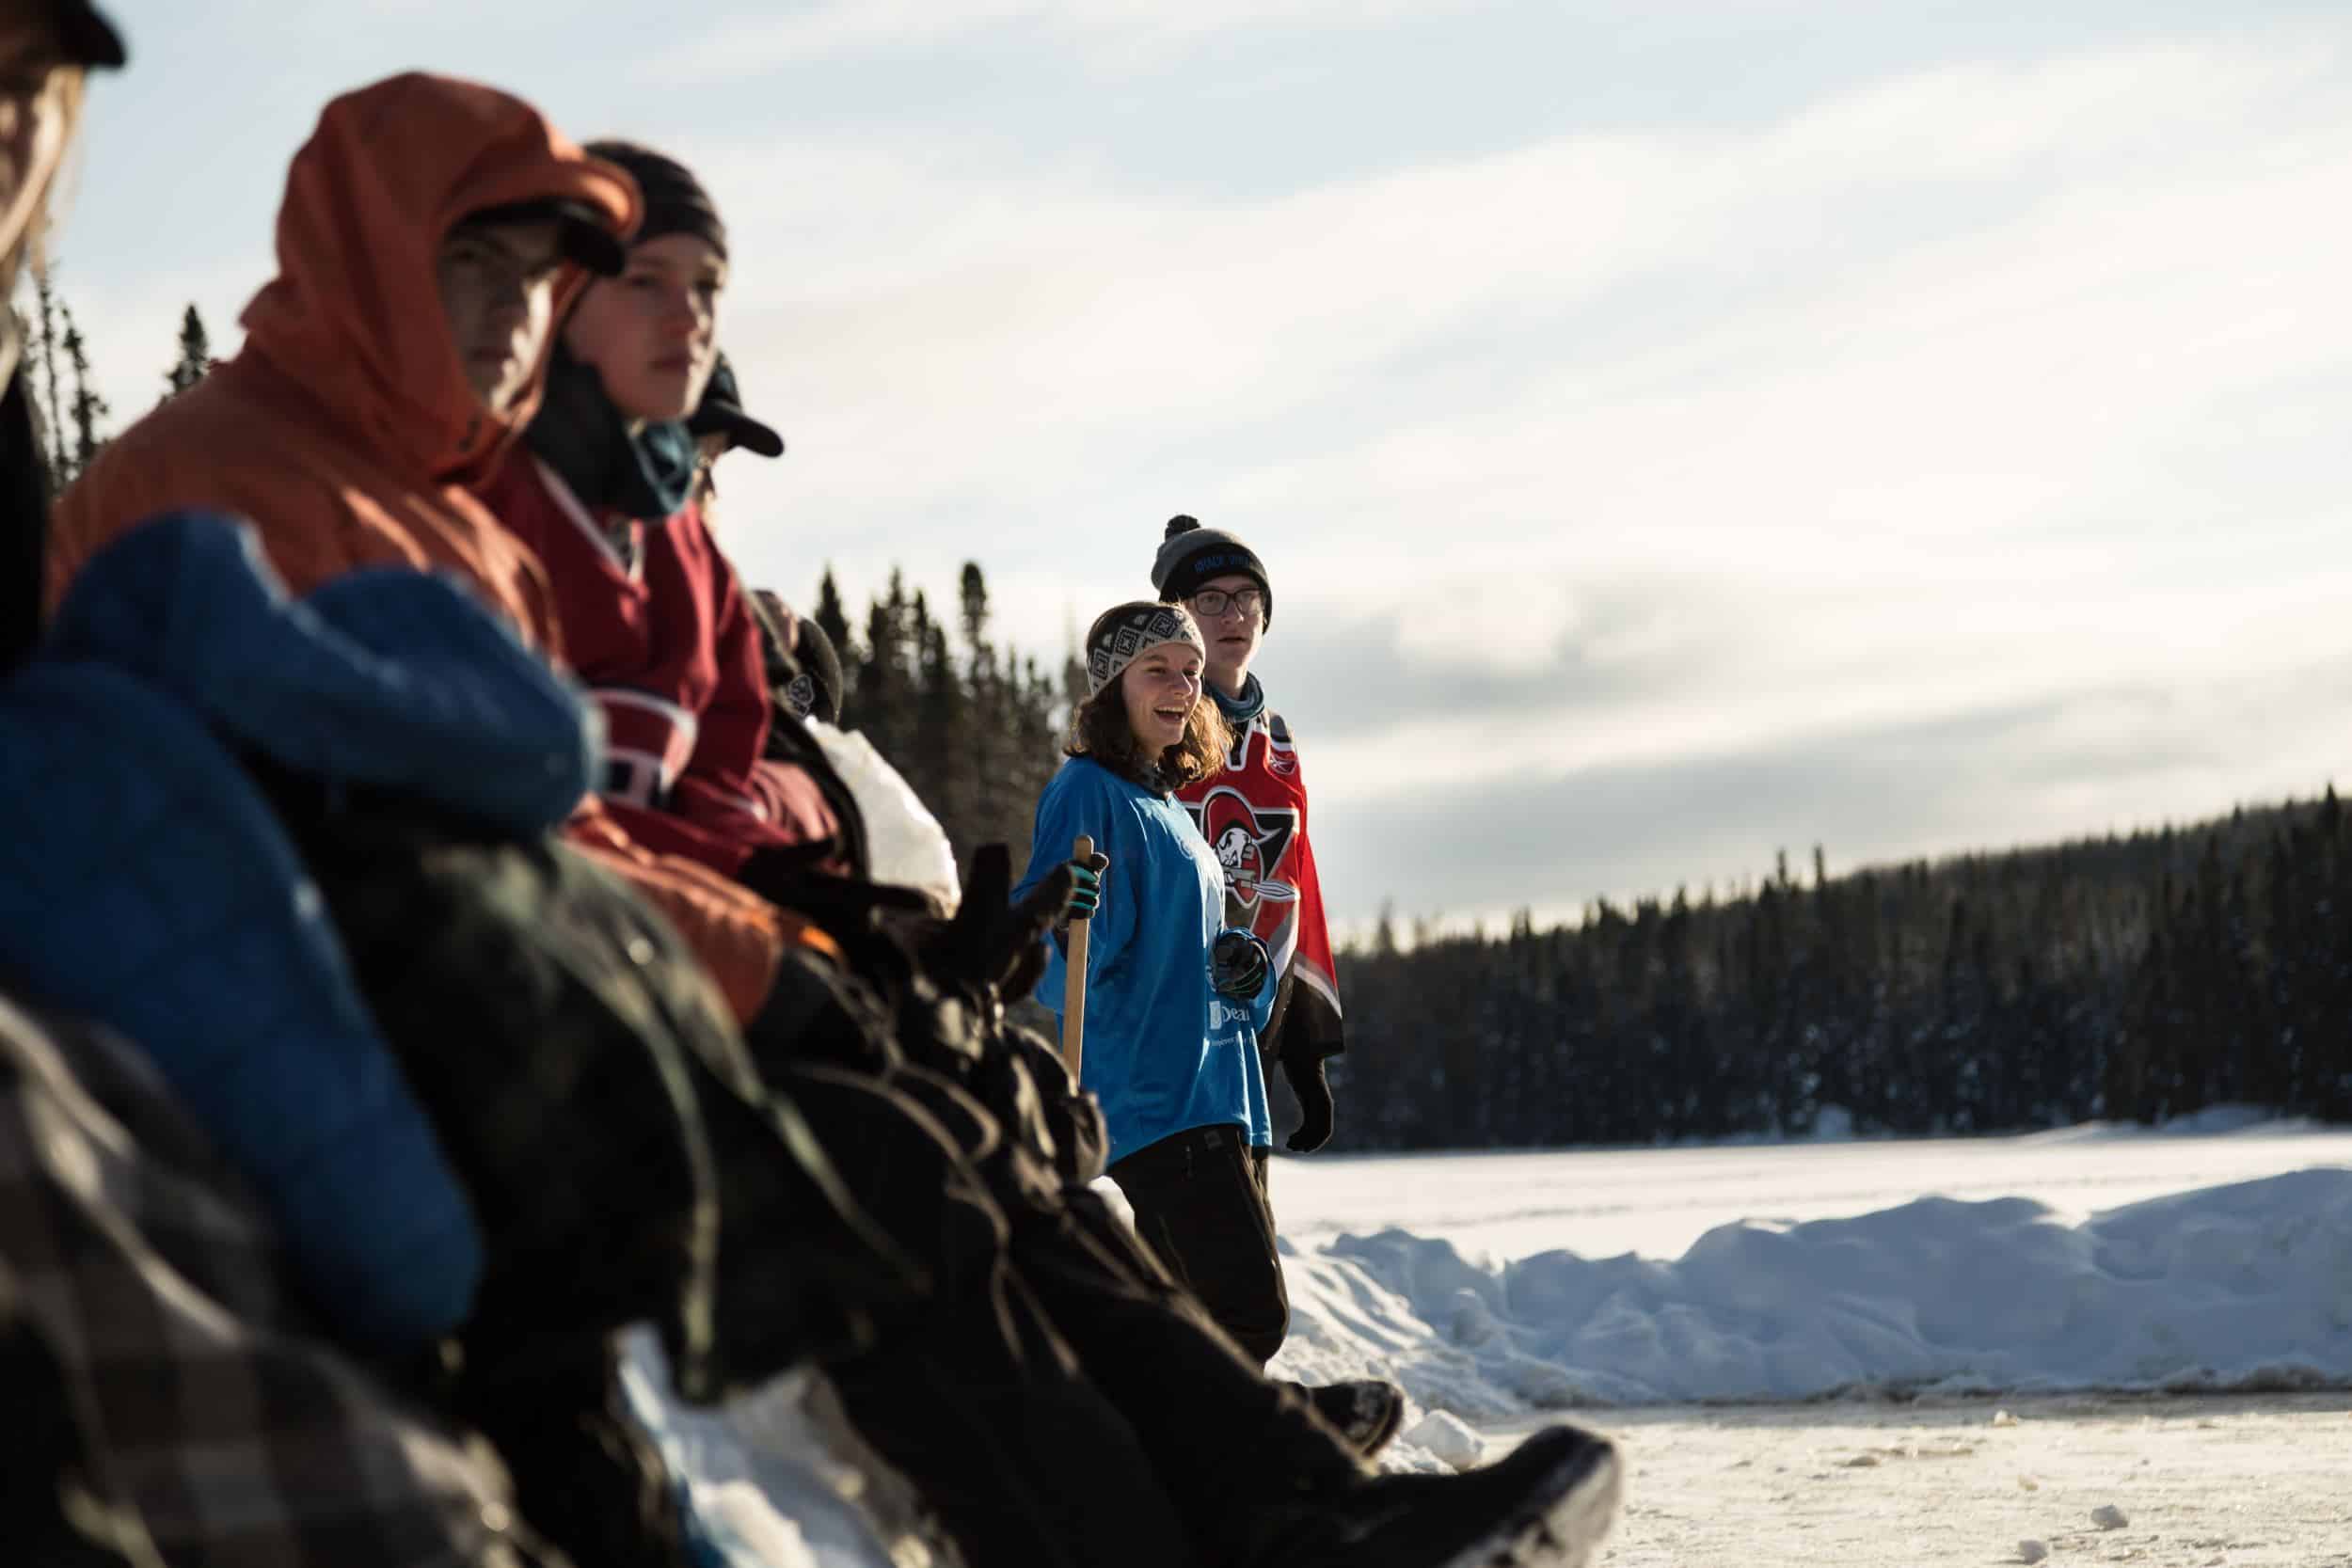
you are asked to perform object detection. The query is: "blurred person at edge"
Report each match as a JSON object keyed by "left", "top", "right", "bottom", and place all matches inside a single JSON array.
[
  {"left": 1, "top": 0, "right": 120, "bottom": 670},
  {"left": 1, "top": 8, "right": 145, "bottom": 1563}
]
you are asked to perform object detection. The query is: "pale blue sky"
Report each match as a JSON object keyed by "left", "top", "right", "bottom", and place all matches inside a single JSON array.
[{"left": 52, "top": 1, "right": 2352, "bottom": 931}]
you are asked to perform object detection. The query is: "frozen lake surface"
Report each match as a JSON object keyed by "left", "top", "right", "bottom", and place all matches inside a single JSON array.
[{"left": 1268, "top": 1114, "right": 2352, "bottom": 1264}]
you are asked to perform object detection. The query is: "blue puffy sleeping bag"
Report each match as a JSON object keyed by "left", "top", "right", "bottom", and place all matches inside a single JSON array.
[{"left": 0, "top": 512, "right": 598, "bottom": 1349}]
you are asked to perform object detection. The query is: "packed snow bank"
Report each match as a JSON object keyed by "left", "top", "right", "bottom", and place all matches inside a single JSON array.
[
  {"left": 1270, "top": 1169, "right": 2352, "bottom": 1415},
  {"left": 1269, "top": 1120, "right": 2352, "bottom": 1264},
  {"left": 619, "top": 1331, "right": 930, "bottom": 1568}
]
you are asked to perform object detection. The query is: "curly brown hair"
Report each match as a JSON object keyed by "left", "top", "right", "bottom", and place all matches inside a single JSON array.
[
  {"left": 1065, "top": 603, "right": 1230, "bottom": 792},
  {"left": 1066, "top": 676, "right": 1229, "bottom": 792}
]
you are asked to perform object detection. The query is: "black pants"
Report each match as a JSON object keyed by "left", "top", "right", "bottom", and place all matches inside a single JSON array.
[
  {"left": 1107, "top": 1124, "right": 1289, "bottom": 1366},
  {"left": 793, "top": 1068, "right": 1359, "bottom": 1568}
]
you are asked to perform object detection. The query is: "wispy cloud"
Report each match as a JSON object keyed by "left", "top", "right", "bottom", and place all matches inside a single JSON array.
[{"left": 703, "top": 33, "right": 2351, "bottom": 601}]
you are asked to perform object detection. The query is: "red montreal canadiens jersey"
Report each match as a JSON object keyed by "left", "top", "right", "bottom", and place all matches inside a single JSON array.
[{"left": 1177, "top": 708, "right": 1344, "bottom": 1059}]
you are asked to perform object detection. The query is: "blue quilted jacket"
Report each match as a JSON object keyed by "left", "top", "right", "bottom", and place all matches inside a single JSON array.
[{"left": 0, "top": 513, "right": 597, "bottom": 1349}]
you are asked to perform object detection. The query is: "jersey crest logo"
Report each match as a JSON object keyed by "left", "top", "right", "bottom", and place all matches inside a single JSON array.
[{"left": 1195, "top": 784, "right": 1297, "bottom": 914}]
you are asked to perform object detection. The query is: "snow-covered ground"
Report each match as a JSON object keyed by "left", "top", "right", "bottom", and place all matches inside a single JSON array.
[
  {"left": 635, "top": 1115, "right": 2352, "bottom": 1565},
  {"left": 1268, "top": 1117, "right": 2352, "bottom": 1417},
  {"left": 1268, "top": 1108, "right": 2351, "bottom": 1265},
  {"left": 1539, "top": 1390, "right": 2352, "bottom": 1567}
]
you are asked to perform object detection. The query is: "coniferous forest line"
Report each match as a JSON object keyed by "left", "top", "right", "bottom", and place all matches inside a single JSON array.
[
  {"left": 1320, "top": 800, "right": 2352, "bottom": 1151},
  {"left": 55, "top": 295, "right": 2352, "bottom": 1153}
]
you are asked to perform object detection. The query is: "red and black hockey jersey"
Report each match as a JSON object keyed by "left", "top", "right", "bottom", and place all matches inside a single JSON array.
[{"left": 1176, "top": 705, "right": 1344, "bottom": 1061}]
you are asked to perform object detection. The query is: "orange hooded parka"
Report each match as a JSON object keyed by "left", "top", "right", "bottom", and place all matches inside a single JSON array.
[{"left": 48, "top": 72, "right": 793, "bottom": 1020}]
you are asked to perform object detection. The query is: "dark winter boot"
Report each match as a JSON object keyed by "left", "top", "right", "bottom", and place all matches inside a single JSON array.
[
  {"left": 1238, "top": 1423, "right": 1622, "bottom": 1568},
  {"left": 1300, "top": 1377, "right": 1407, "bottom": 1459}
]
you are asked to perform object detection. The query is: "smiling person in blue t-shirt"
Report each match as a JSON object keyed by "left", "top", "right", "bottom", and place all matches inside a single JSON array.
[{"left": 1016, "top": 599, "right": 1295, "bottom": 1361}]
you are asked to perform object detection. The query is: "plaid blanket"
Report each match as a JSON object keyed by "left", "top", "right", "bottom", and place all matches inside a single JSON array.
[{"left": 0, "top": 993, "right": 564, "bottom": 1568}]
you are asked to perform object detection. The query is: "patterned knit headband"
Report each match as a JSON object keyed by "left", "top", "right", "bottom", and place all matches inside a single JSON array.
[{"left": 1086, "top": 605, "right": 1206, "bottom": 695}]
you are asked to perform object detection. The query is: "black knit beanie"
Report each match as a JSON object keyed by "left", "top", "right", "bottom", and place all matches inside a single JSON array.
[
  {"left": 1150, "top": 515, "right": 1271, "bottom": 627},
  {"left": 583, "top": 139, "right": 726, "bottom": 260}
]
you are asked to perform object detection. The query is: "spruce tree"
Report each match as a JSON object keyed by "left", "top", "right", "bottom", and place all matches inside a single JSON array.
[
  {"left": 161, "top": 304, "right": 212, "bottom": 401},
  {"left": 957, "top": 562, "right": 991, "bottom": 662},
  {"left": 58, "top": 295, "right": 107, "bottom": 479},
  {"left": 858, "top": 570, "right": 914, "bottom": 764},
  {"left": 913, "top": 610, "right": 965, "bottom": 852},
  {"left": 813, "top": 566, "right": 852, "bottom": 670},
  {"left": 957, "top": 562, "right": 1002, "bottom": 857},
  {"left": 27, "top": 269, "right": 67, "bottom": 484}
]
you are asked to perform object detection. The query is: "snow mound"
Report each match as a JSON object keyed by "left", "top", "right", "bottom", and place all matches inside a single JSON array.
[
  {"left": 1806, "top": 1103, "right": 1857, "bottom": 1141},
  {"left": 1400, "top": 1409, "right": 1487, "bottom": 1469},
  {"left": 619, "top": 1331, "right": 939, "bottom": 1568},
  {"left": 1271, "top": 1169, "right": 2352, "bottom": 1414}
]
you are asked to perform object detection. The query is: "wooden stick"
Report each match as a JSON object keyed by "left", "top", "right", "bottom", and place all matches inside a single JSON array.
[{"left": 1060, "top": 834, "right": 1094, "bottom": 1079}]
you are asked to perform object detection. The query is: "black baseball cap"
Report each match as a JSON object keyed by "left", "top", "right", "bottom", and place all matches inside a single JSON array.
[
  {"left": 688, "top": 354, "right": 785, "bottom": 458},
  {"left": 52, "top": 1, "right": 126, "bottom": 69},
  {"left": 457, "top": 198, "right": 628, "bottom": 277}
]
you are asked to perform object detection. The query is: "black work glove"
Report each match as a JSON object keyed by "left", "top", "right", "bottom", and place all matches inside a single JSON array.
[
  {"left": 1279, "top": 1048, "right": 1336, "bottom": 1153},
  {"left": 1059, "top": 850, "right": 1109, "bottom": 927},
  {"left": 922, "top": 843, "right": 1077, "bottom": 1003},
  {"left": 1210, "top": 928, "right": 1271, "bottom": 1001}
]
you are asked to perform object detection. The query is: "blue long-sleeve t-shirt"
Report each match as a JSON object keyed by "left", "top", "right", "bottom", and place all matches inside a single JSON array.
[{"left": 1015, "top": 755, "right": 1275, "bottom": 1164}]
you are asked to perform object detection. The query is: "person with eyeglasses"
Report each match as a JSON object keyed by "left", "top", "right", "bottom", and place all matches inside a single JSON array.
[
  {"left": 1146, "top": 515, "right": 1406, "bottom": 1452},
  {"left": 1151, "top": 515, "right": 1347, "bottom": 1159}
]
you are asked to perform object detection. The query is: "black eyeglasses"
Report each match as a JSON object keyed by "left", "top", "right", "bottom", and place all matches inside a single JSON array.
[{"left": 1188, "top": 588, "right": 1263, "bottom": 620}]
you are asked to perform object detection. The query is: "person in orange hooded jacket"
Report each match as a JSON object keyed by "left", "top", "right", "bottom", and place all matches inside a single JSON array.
[{"left": 45, "top": 71, "right": 792, "bottom": 1022}]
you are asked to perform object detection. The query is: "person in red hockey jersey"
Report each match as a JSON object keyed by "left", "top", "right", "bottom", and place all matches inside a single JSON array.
[{"left": 1152, "top": 515, "right": 1346, "bottom": 1153}]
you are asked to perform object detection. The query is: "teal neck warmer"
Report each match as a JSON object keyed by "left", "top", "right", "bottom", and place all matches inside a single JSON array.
[{"left": 1212, "top": 672, "right": 1266, "bottom": 726}]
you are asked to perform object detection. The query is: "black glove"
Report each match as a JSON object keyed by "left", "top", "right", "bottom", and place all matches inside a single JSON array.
[
  {"left": 917, "top": 844, "right": 1075, "bottom": 1003},
  {"left": 1210, "top": 929, "right": 1270, "bottom": 1001},
  {"left": 1279, "top": 1048, "right": 1336, "bottom": 1153},
  {"left": 1060, "top": 850, "right": 1109, "bottom": 927}
]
